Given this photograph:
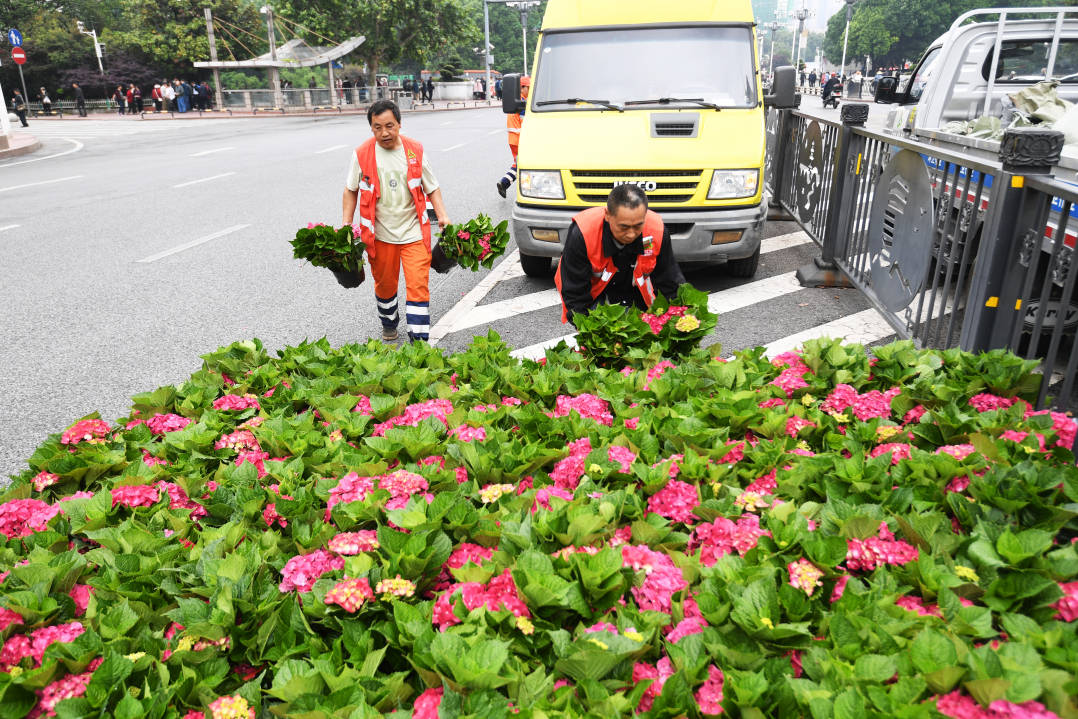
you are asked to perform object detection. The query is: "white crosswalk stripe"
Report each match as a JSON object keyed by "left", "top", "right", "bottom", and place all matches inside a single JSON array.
[{"left": 433, "top": 228, "right": 897, "bottom": 361}]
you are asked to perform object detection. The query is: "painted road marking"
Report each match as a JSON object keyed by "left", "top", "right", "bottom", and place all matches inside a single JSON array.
[
  {"left": 763, "top": 308, "right": 894, "bottom": 358},
  {"left": 136, "top": 224, "right": 250, "bottom": 263},
  {"left": 761, "top": 230, "right": 812, "bottom": 253},
  {"left": 429, "top": 249, "right": 522, "bottom": 344},
  {"left": 488, "top": 128, "right": 503, "bottom": 135},
  {"left": 315, "top": 144, "right": 348, "bottom": 154},
  {"left": 440, "top": 142, "right": 467, "bottom": 152},
  {"left": 0, "top": 139, "right": 84, "bottom": 168},
  {"left": 172, "top": 172, "right": 236, "bottom": 189},
  {"left": 0, "top": 175, "right": 82, "bottom": 193},
  {"left": 0, "top": 224, "right": 19, "bottom": 232},
  {"left": 440, "top": 120, "right": 454, "bottom": 126},
  {"left": 190, "top": 146, "right": 234, "bottom": 157}
]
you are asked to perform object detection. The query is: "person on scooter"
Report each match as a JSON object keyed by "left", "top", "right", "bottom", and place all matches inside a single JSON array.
[{"left": 821, "top": 75, "right": 841, "bottom": 108}]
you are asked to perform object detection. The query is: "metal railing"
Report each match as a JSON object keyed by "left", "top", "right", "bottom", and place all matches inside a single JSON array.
[{"left": 767, "top": 101, "right": 1077, "bottom": 443}]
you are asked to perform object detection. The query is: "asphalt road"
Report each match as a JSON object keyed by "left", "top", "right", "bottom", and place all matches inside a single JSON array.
[{"left": 0, "top": 104, "right": 891, "bottom": 481}]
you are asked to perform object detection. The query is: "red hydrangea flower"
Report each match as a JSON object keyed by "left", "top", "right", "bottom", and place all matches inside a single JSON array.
[
  {"left": 647, "top": 479, "right": 700, "bottom": 524},
  {"left": 690, "top": 514, "right": 770, "bottom": 566},
  {"left": 846, "top": 522, "right": 918, "bottom": 571},
  {"left": 695, "top": 664, "right": 725, "bottom": 715},
  {"left": 413, "top": 687, "right": 444, "bottom": 719},
  {"left": 903, "top": 405, "right": 927, "bottom": 424},
  {"left": 68, "top": 585, "right": 92, "bottom": 616},
  {"left": 145, "top": 413, "right": 192, "bottom": 434},
  {"left": 0, "top": 607, "right": 23, "bottom": 632},
  {"left": 550, "top": 437, "right": 592, "bottom": 490},
  {"left": 60, "top": 419, "right": 110, "bottom": 446},
  {"left": 111, "top": 485, "right": 161, "bottom": 509},
  {"left": 26, "top": 658, "right": 101, "bottom": 719},
  {"left": 0, "top": 499, "right": 62, "bottom": 539},
  {"left": 1052, "top": 581, "right": 1078, "bottom": 622},
  {"left": 553, "top": 394, "right": 613, "bottom": 426},
  {"left": 263, "top": 503, "right": 286, "bottom": 528},
  {"left": 156, "top": 481, "right": 206, "bottom": 519},
  {"left": 968, "top": 393, "right": 1017, "bottom": 412},
  {"left": 633, "top": 656, "right": 675, "bottom": 712},
  {"left": 869, "top": 442, "right": 913, "bottom": 464},
  {"left": 212, "top": 394, "right": 261, "bottom": 411},
  {"left": 432, "top": 570, "right": 529, "bottom": 631}
]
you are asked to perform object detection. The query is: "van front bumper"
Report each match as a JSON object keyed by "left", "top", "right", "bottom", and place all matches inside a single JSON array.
[{"left": 511, "top": 197, "right": 769, "bottom": 264}]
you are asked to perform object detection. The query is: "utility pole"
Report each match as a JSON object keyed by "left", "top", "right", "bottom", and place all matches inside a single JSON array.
[
  {"left": 767, "top": 21, "right": 781, "bottom": 76},
  {"left": 791, "top": 3, "right": 811, "bottom": 72},
  {"left": 260, "top": 5, "right": 284, "bottom": 108},
  {"left": 204, "top": 9, "right": 225, "bottom": 109},
  {"left": 483, "top": 1, "right": 492, "bottom": 102},
  {"left": 840, "top": 0, "right": 858, "bottom": 78}
]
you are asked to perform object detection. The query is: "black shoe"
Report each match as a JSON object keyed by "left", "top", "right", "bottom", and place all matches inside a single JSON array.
[{"left": 497, "top": 179, "right": 509, "bottom": 198}]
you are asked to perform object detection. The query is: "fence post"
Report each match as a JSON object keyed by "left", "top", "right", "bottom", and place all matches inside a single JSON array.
[
  {"left": 959, "top": 127, "right": 1064, "bottom": 352},
  {"left": 795, "top": 102, "right": 868, "bottom": 287}
]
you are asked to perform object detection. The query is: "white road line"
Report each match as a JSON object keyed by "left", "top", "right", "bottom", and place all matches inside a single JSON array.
[
  {"left": 189, "top": 146, "right": 234, "bottom": 157},
  {"left": 315, "top": 144, "right": 348, "bottom": 154},
  {"left": 136, "top": 224, "right": 250, "bottom": 263},
  {"left": 761, "top": 231, "right": 812, "bottom": 253},
  {"left": 440, "top": 142, "right": 467, "bottom": 152},
  {"left": 512, "top": 334, "right": 576, "bottom": 359},
  {"left": 0, "top": 224, "right": 19, "bottom": 232},
  {"left": 429, "top": 249, "right": 522, "bottom": 344},
  {"left": 0, "top": 138, "right": 84, "bottom": 168},
  {"left": 488, "top": 128, "right": 503, "bottom": 135},
  {"left": 763, "top": 308, "right": 894, "bottom": 358},
  {"left": 0, "top": 175, "right": 83, "bottom": 194},
  {"left": 440, "top": 120, "right": 454, "bottom": 126},
  {"left": 452, "top": 289, "right": 562, "bottom": 333},
  {"left": 172, "top": 172, "right": 236, "bottom": 189}
]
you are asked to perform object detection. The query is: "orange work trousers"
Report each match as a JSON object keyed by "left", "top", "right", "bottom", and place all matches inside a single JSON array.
[{"left": 369, "top": 239, "right": 431, "bottom": 340}]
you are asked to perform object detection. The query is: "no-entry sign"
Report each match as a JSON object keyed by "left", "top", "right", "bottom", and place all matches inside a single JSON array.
[{"left": 11, "top": 47, "right": 26, "bottom": 65}]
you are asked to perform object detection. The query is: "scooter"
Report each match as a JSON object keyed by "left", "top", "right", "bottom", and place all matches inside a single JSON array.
[{"left": 823, "top": 84, "right": 842, "bottom": 109}]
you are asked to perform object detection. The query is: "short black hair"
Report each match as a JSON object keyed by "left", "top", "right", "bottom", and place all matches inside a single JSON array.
[
  {"left": 367, "top": 99, "right": 401, "bottom": 125},
  {"left": 607, "top": 184, "right": 648, "bottom": 213}
]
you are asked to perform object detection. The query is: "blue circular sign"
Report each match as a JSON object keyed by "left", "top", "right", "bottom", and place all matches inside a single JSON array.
[{"left": 8, "top": 29, "right": 23, "bottom": 47}]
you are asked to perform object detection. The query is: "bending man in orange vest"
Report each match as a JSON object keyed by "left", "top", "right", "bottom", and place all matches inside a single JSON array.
[
  {"left": 343, "top": 99, "right": 451, "bottom": 342},
  {"left": 496, "top": 76, "right": 529, "bottom": 198},
  {"left": 555, "top": 184, "right": 686, "bottom": 326}
]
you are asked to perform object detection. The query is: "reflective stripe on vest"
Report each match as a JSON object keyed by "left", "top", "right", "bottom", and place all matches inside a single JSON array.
[
  {"left": 354, "top": 136, "right": 432, "bottom": 257},
  {"left": 554, "top": 206, "right": 665, "bottom": 322}
]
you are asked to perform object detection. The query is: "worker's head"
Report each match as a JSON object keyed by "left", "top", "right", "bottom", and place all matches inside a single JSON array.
[
  {"left": 367, "top": 99, "right": 402, "bottom": 150},
  {"left": 520, "top": 75, "right": 531, "bottom": 99},
  {"left": 605, "top": 185, "right": 649, "bottom": 246}
]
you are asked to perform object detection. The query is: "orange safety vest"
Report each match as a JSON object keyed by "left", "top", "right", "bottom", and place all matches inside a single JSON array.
[
  {"left": 354, "top": 136, "right": 432, "bottom": 258},
  {"left": 507, "top": 112, "right": 523, "bottom": 155},
  {"left": 554, "top": 206, "right": 665, "bottom": 323}
]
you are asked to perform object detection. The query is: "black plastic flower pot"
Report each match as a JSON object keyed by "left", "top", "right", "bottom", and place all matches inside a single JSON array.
[
  {"left": 331, "top": 265, "right": 365, "bottom": 288},
  {"left": 430, "top": 244, "right": 457, "bottom": 274}
]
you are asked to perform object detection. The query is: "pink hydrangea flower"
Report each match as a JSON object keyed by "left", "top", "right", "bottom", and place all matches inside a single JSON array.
[
  {"left": 788, "top": 558, "right": 824, "bottom": 597},
  {"left": 846, "top": 522, "right": 918, "bottom": 571},
  {"left": 822, "top": 384, "right": 900, "bottom": 420},
  {"left": 622, "top": 545, "right": 688, "bottom": 613},
  {"left": 608, "top": 446, "right": 636, "bottom": 472},
  {"left": 1000, "top": 430, "right": 1047, "bottom": 451},
  {"left": 379, "top": 470, "right": 431, "bottom": 510},
  {"left": 156, "top": 481, "right": 206, "bottom": 518},
  {"left": 968, "top": 394, "right": 1017, "bottom": 412},
  {"left": 553, "top": 394, "right": 613, "bottom": 426},
  {"left": 690, "top": 514, "right": 770, "bottom": 566},
  {"left": 758, "top": 398, "right": 786, "bottom": 409},
  {"left": 372, "top": 399, "right": 454, "bottom": 436},
  {"left": 550, "top": 437, "right": 592, "bottom": 490},
  {"left": 532, "top": 486, "right": 574, "bottom": 512},
  {"left": 717, "top": 441, "right": 744, "bottom": 464},
  {"left": 936, "top": 691, "right": 1062, "bottom": 719},
  {"left": 324, "top": 577, "right": 374, "bottom": 613},
  {"left": 413, "top": 687, "right": 444, "bottom": 719},
  {"left": 667, "top": 616, "right": 707, "bottom": 643},
  {"left": 111, "top": 485, "right": 161, "bottom": 509},
  {"left": 68, "top": 585, "right": 92, "bottom": 616},
  {"left": 0, "top": 499, "right": 62, "bottom": 539},
  {"left": 31, "top": 472, "right": 59, "bottom": 492},
  {"left": 431, "top": 570, "right": 529, "bottom": 631},
  {"left": 786, "top": 416, "right": 815, "bottom": 437},
  {"left": 1052, "top": 581, "right": 1078, "bottom": 622},
  {"left": 772, "top": 367, "right": 810, "bottom": 397},
  {"left": 643, "top": 361, "right": 676, "bottom": 390},
  {"left": 145, "top": 413, "right": 192, "bottom": 434},
  {"left": 450, "top": 425, "right": 487, "bottom": 442},
  {"left": 60, "top": 419, "right": 111, "bottom": 446},
  {"left": 447, "top": 542, "right": 494, "bottom": 569},
  {"left": 328, "top": 531, "right": 380, "bottom": 555},
  {"left": 695, "top": 664, "right": 725, "bottom": 715},
  {"left": 625, "top": 416, "right": 641, "bottom": 430},
  {"left": 647, "top": 479, "right": 700, "bottom": 524},
  {"left": 353, "top": 395, "right": 373, "bottom": 415},
  {"left": 745, "top": 469, "right": 778, "bottom": 495},
  {"left": 633, "top": 657, "right": 676, "bottom": 712},
  {"left": 279, "top": 550, "right": 345, "bottom": 593},
  {"left": 263, "top": 503, "right": 287, "bottom": 528},
  {"left": 831, "top": 574, "right": 850, "bottom": 603},
  {"left": 896, "top": 595, "right": 942, "bottom": 617},
  {"left": 26, "top": 658, "right": 101, "bottom": 719},
  {"left": 0, "top": 607, "right": 23, "bottom": 632},
  {"left": 1, "top": 622, "right": 86, "bottom": 670},
  {"left": 326, "top": 472, "right": 376, "bottom": 515},
  {"left": 869, "top": 442, "right": 913, "bottom": 464},
  {"left": 214, "top": 430, "right": 260, "bottom": 451},
  {"left": 937, "top": 444, "right": 976, "bottom": 461},
  {"left": 946, "top": 476, "right": 972, "bottom": 494},
  {"left": 212, "top": 394, "right": 261, "bottom": 411},
  {"left": 903, "top": 405, "right": 927, "bottom": 424},
  {"left": 1025, "top": 409, "right": 1078, "bottom": 448}
]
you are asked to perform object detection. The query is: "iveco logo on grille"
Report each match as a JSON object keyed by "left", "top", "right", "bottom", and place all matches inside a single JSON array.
[{"left": 612, "top": 179, "right": 658, "bottom": 192}]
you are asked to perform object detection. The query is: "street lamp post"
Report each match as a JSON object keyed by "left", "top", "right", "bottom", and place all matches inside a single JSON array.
[
  {"left": 767, "top": 21, "right": 781, "bottom": 76},
  {"left": 790, "top": 3, "right": 812, "bottom": 72},
  {"left": 259, "top": 5, "right": 284, "bottom": 108},
  {"left": 76, "top": 21, "right": 105, "bottom": 76},
  {"left": 840, "top": 0, "right": 858, "bottom": 78},
  {"left": 507, "top": 1, "right": 541, "bottom": 75}
]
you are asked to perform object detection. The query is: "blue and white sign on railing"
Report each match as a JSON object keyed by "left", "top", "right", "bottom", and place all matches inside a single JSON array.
[{"left": 8, "top": 28, "right": 23, "bottom": 47}]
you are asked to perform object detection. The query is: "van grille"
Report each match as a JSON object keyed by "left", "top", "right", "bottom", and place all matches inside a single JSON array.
[
  {"left": 654, "top": 123, "right": 696, "bottom": 136},
  {"left": 651, "top": 112, "right": 699, "bottom": 138},
  {"left": 569, "top": 169, "right": 703, "bottom": 205}
]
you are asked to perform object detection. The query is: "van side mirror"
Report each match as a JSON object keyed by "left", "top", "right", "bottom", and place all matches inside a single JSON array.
[
  {"left": 502, "top": 74, "right": 524, "bottom": 114},
  {"left": 764, "top": 66, "right": 797, "bottom": 109},
  {"left": 874, "top": 76, "right": 898, "bottom": 104}
]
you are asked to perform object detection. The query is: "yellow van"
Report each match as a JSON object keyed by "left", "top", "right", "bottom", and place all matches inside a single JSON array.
[{"left": 502, "top": 0, "right": 770, "bottom": 278}]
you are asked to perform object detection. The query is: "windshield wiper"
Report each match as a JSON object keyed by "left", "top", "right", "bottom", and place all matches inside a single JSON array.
[
  {"left": 624, "top": 97, "right": 723, "bottom": 111},
  {"left": 535, "top": 98, "right": 624, "bottom": 112}
]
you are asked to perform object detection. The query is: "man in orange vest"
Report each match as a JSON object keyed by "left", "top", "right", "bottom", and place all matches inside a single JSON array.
[
  {"left": 343, "top": 99, "right": 451, "bottom": 342},
  {"left": 496, "top": 76, "right": 529, "bottom": 198},
  {"left": 554, "top": 184, "right": 686, "bottom": 326}
]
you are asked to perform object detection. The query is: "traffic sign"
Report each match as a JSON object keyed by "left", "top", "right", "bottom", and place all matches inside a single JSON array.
[
  {"left": 11, "top": 47, "right": 25, "bottom": 65},
  {"left": 7, "top": 29, "right": 22, "bottom": 47}
]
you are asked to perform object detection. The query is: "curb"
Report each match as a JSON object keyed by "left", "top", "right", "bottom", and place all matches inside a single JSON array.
[
  {"left": 26, "top": 102, "right": 501, "bottom": 124},
  {"left": 0, "top": 134, "right": 42, "bottom": 160}
]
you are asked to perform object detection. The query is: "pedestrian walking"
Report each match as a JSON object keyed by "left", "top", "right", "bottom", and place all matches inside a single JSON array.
[
  {"left": 38, "top": 88, "right": 52, "bottom": 116},
  {"left": 152, "top": 84, "right": 162, "bottom": 111},
  {"left": 72, "top": 82, "right": 87, "bottom": 117},
  {"left": 191, "top": 81, "right": 202, "bottom": 111},
  {"left": 554, "top": 184, "right": 686, "bottom": 326},
  {"left": 342, "top": 99, "right": 451, "bottom": 343},
  {"left": 132, "top": 84, "right": 143, "bottom": 113},
  {"left": 424, "top": 77, "right": 434, "bottom": 103},
  {"left": 495, "top": 78, "right": 502, "bottom": 100},
  {"left": 496, "top": 75, "right": 529, "bottom": 198},
  {"left": 808, "top": 71, "right": 817, "bottom": 88},
  {"left": 11, "top": 90, "right": 28, "bottom": 127},
  {"left": 113, "top": 85, "right": 126, "bottom": 115},
  {"left": 201, "top": 82, "right": 213, "bottom": 110},
  {"left": 181, "top": 80, "right": 193, "bottom": 112},
  {"left": 473, "top": 77, "right": 484, "bottom": 100}
]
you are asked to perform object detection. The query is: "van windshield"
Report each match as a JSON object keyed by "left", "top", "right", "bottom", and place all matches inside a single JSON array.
[{"left": 532, "top": 26, "right": 757, "bottom": 111}]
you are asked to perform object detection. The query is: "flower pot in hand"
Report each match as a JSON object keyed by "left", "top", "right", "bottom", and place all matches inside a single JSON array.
[
  {"left": 332, "top": 265, "right": 365, "bottom": 288},
  {"left": 430, "top": 244, "right": 457, "bottom": 274}
]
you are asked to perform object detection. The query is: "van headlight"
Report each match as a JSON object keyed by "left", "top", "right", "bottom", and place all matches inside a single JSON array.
[
  {"left": 519, "top": 170, "right": 565, "bottom": 200},
  {"left": 707, "top": 169, "right": 759, "bottom": 199}
]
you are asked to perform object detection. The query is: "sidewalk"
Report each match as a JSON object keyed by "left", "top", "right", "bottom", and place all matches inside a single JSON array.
[{"left": 0, "top": 131, "right": 42, "bottom": 161}]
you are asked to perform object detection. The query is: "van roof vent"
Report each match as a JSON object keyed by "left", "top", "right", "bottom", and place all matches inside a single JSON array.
[{"left": 651, "top": 112, "right": 699, "bottom": 138}]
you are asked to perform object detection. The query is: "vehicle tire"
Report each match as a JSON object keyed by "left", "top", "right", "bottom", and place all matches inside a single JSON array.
[
  {"left": 726, "top": 246, "right": 760, "bottom": 278},
  {"left": 520, "top": 253, "right": 553, "bottom": 277}
]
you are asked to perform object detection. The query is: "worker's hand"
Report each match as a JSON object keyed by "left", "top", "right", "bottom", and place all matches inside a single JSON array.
[{"left": 438, "top": 215, "right": 451, "bottom": 230}]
